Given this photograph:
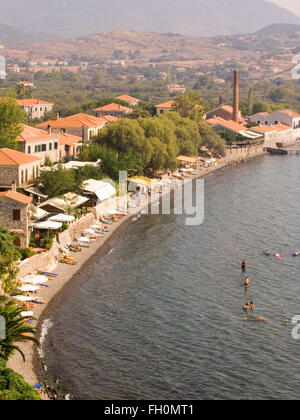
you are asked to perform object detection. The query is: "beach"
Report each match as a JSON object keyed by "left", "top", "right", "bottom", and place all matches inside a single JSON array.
[
  {"left": 7, "top": 212, "right": 134, "bottom": 397},
  {"left": 6, "top": 152, "right": 265, "bottom": 399}
]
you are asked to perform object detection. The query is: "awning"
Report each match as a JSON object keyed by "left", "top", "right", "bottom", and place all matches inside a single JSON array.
[
  {"left": 34, "top": 221, "right": 62, "bottom": 230},
  {"left": 49, "top": 214, "right": 75, "bottom": 223}
]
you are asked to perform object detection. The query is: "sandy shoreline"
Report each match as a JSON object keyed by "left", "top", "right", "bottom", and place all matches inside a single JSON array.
[
  {"left": 7, "top": 152, "right": 265, "bottom": 399},
  {"left": 7, "top": 212, "right": 135, "bottom": 396}
]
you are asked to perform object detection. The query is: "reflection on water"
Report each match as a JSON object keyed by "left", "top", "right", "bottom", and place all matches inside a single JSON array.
[{"left": 44, "top": 155, "right": 300, "bottom": 400}]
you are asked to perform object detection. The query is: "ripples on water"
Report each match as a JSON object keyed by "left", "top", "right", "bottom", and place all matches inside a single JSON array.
[{"left": 44, "top": 155, "right": 300, "bottom": 400}]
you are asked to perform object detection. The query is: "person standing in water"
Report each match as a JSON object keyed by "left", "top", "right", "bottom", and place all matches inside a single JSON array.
[
  {"left": 244, "top": 277, "right": 250, "bottom": 288},
  {"left": 250, "top": 302, "right": 255, "bottom": 312},
  {"left": 243, "top": 301, "right": 250, "bottom": 314}
]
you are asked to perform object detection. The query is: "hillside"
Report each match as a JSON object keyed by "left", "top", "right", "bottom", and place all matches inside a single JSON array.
[
  {"left": 0, "top": 0, "right": 299, "bottom": 39},
  {"left": 3, "top": 27, "right": 300, "bottom": 73},
  {"left": 0, "top": 23, "right": 59, "bottom": 48}
]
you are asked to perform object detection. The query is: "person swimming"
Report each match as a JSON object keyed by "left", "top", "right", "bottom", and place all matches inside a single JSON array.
[
  {"left": 241, "top": 259, "right": 247, "bottom": 271},
  {"left": 264, "top": 250, "right": 270, "bottom": 256}
]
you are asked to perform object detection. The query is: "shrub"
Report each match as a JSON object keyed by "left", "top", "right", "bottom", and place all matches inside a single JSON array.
[
  {"left": 18, "top": 248, "right": 36, "bottom": 261},
  {"left": 0, "top": 360, "right": 41, "bottom": 400}
]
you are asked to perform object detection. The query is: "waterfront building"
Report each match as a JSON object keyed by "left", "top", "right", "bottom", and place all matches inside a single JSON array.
[
  {"left": 0, "top": 148, "right": 41, "bottom": 189},
  {"left": 0, "top": 183, "right": 32, "bottom": 248}
]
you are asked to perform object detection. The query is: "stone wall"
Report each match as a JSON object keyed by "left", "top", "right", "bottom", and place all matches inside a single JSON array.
[
  {"left": 0, "top": 166, "right": 19, "bottom": 188},
  {"left": 17, "top": 240, "right": 59, "bottom": 279},
  {"left": 16, "top": 213, "right": 96, "bottom": 279},
  {"left": 225, "top": 143, "right": 265, "bottom": 163}
]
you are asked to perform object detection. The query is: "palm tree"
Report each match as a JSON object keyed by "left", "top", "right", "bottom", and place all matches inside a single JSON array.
[{"left": 0, "top": 302, "right": 39, "bottom": 362}]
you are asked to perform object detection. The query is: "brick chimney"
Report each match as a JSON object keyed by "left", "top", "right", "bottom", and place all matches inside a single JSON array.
[
  {"left": 56, "top": 112, "right": 60, "bottom": 120},
  {"left": 47, "top": 124, "right": 52, "bottom": 135},
  {"left": 11, "top": 180, "right": 17, "bottom": 192},
  {"left": 233, "top": 70, "right": 239, "bottom": 123}
]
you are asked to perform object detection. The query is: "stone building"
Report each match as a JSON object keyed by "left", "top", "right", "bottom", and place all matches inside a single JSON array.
[
  {"left": 0, "top": 148, "right": 41, "bottom": 189},
  {"left": 17, "top": 99, "right": 54, "bottom": 120},
  {"left": 18, "top": 124, "right": 61, "bottom": 165},
  {"left": 0, "top": 186, "right": 32, "bottom": 248},
  {"left": 38, "top": 113, "right": 107, "bottom": 143}
]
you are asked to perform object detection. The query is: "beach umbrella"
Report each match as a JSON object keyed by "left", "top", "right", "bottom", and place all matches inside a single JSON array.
[
  {"left": 21, "top": 311, "right": 34, "bottom": 318},
  {"left": 78, "top": 237, "right": 90, "bottom": 243},
  {"left": 49, "top": 214, "right": 75, "bottom": 223},
  {"left": 18, "top": 285, "right": 40, "bottom": 292},
  {"left": 91, "top": 224, "right": 101, "bottom": 229},
  {"left": 22, "top": 275, "right": 48, "bottom": 285},
  {"left": 35, "top": 221, "right": 62, "bottom": 230},
  {"left": 83, "top": 228, "right": 95, "bottom": 235},
  {"left": 13, "top": 295, "right": 36, "bottom": 302}
]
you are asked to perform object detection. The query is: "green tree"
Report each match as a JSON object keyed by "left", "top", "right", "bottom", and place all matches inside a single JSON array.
[
  {"left": 173, "top": 91, "right": 205, "bottom": 119},
  {"left": 0, "top": 228, "right": 20, "bottom": 295},
  {"left": 0, "top": 97, "right": 24, "bottom": 150},
  {"left": 16, "top": 85, "right": 33, "bottom": 100},
  {"left": 0, "top": 301, "right": 38, "bottom": 362},
  {"left": 39, "top": 164, "right": 77, "bottom": 198}
]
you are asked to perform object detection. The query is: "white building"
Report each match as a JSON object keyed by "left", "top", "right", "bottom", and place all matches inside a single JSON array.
[{"left": 249, "top": 109, "right": 300, "bottom": 140}]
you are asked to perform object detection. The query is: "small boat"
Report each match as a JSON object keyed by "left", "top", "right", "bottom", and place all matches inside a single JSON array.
[
  {"left": 41, "top": 272, "right": 58, "bottom": 278},
  {"left": 266, "top": 148, "right": 288, "bottom": 155},
  {"left": 242, "top": 318, "right": 267, "bottom": 322},
  {"left": 274, "top": 253, "right": 281, "bottom": 259}
]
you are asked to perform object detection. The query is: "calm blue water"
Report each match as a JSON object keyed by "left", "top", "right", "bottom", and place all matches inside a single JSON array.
[{"left": 43, "top": 154, "right": 300, "bottom": 400}]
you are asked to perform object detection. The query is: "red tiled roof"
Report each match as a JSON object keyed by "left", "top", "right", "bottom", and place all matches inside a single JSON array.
[
  {"left": 206, "top": 117, "right": 246, "bottom": 132},
  {"left": 251, "top": 126, "right": 278, "bottom": 133},
  {"left": 18, "top": 124, "right": 56, "bottom": 143},
  {"left": 115, "top": 95, "right": 139, "bottom": 103},
  {"left": 0, "top": 190, "right": 32, "bottom": 205},
  {"left": 17, "top": 99, "right": 53, "bottom": 106},
  {"left": 0, "top": 148, "right": 41, "bottom": 166},
  {"left": 38, "top": 113, "right": 106, "bottom": 129},
  {"left": 155, "top": 100, "right": 175, "bottom": 109},
  {"left": 281, "top": 109, "right": 300, "bottom": 119},
  {"left": 93, "top": 103, "right": 132, "bottom": 112},
  {"left": 58, "top": 132, "right": 81, "bottom": 147}
]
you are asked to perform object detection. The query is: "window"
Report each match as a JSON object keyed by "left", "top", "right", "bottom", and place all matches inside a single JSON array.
[
  {"left": 25, "top": 169, "right": 28, "bottom": 182},
  {"left": 35, "top": 145, "right": 38, "bottom": 153},
  {"left": 38, "top": 145, "right": 41, "bottom": 152},
  {"left": 28, "top": 146, "right": 31, "bottom": 154},
  {"left": 54, "top": 142, "right": 58, "bottom": 150},
  {"left": 49, "top": 143, "right": 52, "bottom": 150},
  {"left": 42, "top": 144, "right": 47, "bottom": 152},
  {"left": 13, "top": 209, "right": 21, "bottom": 221}
]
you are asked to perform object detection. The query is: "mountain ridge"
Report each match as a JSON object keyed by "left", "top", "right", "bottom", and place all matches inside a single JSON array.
[{"left": 0, "top": 0, "right": 299, "bottom": 42}]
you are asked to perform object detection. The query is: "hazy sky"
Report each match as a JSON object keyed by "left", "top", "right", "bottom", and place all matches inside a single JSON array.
[{"left": 270, "top": 0, "right": 300, "bottom": 17}]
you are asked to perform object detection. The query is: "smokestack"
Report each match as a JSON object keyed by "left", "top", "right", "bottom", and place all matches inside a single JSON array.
[
  {"left": 233, "top": 70, "right": 239, "bottom": 123},
  {"left": 11, "top": 180, "right": 17, "bottom": 192}
]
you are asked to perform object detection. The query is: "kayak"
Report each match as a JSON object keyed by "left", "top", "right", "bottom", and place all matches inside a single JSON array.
[{"left": 242, "top": 318, "right": 267, "bottom": 322}]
